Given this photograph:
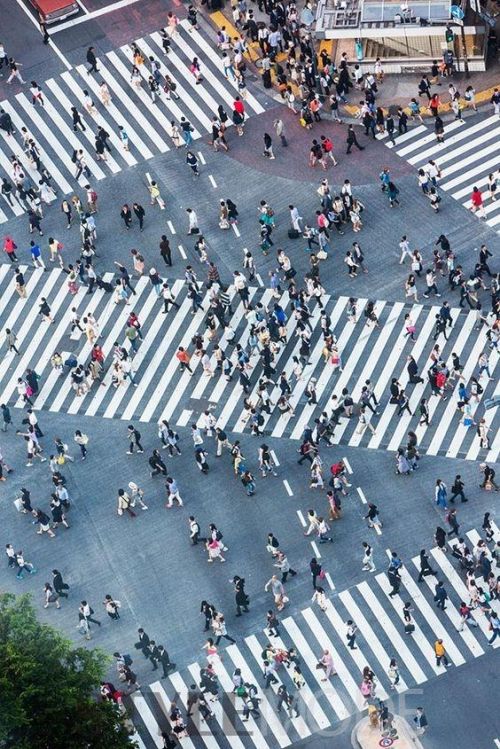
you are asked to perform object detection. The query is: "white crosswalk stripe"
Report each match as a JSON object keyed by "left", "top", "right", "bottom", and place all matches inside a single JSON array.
[
  {"left": 382, "top": 114, "right": 500, "bottom": 233},
  {"left": 126, "top": 524, "right": 499, "bottom": 749},
  {"left": 0, "top": 22, "right": 264, "bottom": 223},
  {"left": 1, "top": 269, "right": 498, "bottom": 460}
]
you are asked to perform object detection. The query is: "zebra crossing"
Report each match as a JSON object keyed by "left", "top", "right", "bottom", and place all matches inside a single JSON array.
[
  {"left": 0, "top": 20, "right": 264, "bottom": 223},
  {"left": 2, "top": 266, "right": 499, "bottom": 460},
  {"left": 126, "top": 523, "right": 500, "bottom": 749},
  {"left": 378, "top": 113, "right": 500, "bottom": 233}
]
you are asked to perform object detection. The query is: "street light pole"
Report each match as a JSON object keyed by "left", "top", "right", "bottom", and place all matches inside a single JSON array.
[{"left": 460, "top": 0, "right": 471, "bottom": 78}]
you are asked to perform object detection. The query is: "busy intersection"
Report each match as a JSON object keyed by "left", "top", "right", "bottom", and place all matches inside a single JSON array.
[{"left": 0, "top": 0, "right": 499, "bottom": 748}]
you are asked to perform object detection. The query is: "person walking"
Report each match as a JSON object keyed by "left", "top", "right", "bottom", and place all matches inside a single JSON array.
[
  {"left": 346, "top": 620, "right": 358, "bottom": 650},
  {"left": 346, "top": 125, "right": 364, "bottom": 154},
  {"left": 126, "top": 425, "right": 144, "bottom": 454},
  {"left": 434, "top": 639, "right": 450, "bottom": 667},
  {"left": 103, "top": 594, "right": 121, "bottom": 620},
  {"left": 417, "top": 549, "right": 437, "bottom": 582},
  {"left": 434, "top": 581, "right": 448, "bottom": 611},
  {"left": 52, "top": 569, "right": 69, "bottom": 598},
  {"left": 264, "top": 574, "right": 286, "bottom": 611},
  {"left": 362, "top": 541, "right": 376, "bottom": 572},
  {"left": 86, "top": 47, "right": 99, "bottom": 74}
]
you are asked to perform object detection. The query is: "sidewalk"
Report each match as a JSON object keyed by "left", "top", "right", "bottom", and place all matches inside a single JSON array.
[
  {"left": 208, "top": 7, "right": 500, "bottom": 118},
  {"left": 353, "top": 714, "right": 425, "bottom": 749}
]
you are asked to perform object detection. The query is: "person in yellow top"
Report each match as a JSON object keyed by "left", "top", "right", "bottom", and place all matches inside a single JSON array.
[{"left": 434, "top": 639, "right": 450, "bottom": 667}]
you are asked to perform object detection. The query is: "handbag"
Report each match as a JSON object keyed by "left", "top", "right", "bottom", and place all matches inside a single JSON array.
[
  {"left": 317, "top": 250, "right": 328, "bottom": 260},
  {"left": 57, "top": 455, "right": 65, "bottom": 465},
  {"left": 405, "top": 623, "right": 415, "bottom": 634},
  {"left": 14, "top": 497, "right": 23, "bottom": 512}
]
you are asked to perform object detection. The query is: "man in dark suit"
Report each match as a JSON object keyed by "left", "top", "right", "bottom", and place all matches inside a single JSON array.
[
  {"left": 157, "top": 645, "right": 176, "bottom": 678},
  {"left": 134, "top": 628, "right": 151, "bottom": 659}
]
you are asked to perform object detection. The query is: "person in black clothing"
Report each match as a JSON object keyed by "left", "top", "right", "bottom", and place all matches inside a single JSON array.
[
  {"left": 234, "top": 575, "right": 250, "bottom": 616},
  {"left": 417, "top": 550, "right": 437, "bottom": 582},
  {"left": 450, "top": 474, "right": 468, "bottom": 503},
  {"left": 114, "top": 262, "right": 136, "bottom": 295},
  {"left": 149, "top": 449, "right": 167, "bottom": 477},
  {"left": 432, "top": 313, "right": 449, "bottom": 341},
  {"left": 310, "top": 557, "right": 322, "bottom": 589},
  {"left": 120, "top": 204, "right": 133, "bottom": 230},
  {"left": 157, "top": 645, "right": 176, "bottom": 678},
  {"left": 71, "top": 107, "right": 86, "bottom": 132},
  {"left": 134, "top": 628, "right": 151, "bottom": 658},
  {"left": 160, "top": 235, "right": 172, "bottom": 266},
  {"left": 148, "top": 640, "right": 161, "bottom": 670},
  {"left": 0, "top": 109, "right": 15, "bottom": 136},
  {"left": 346, "top": 125, "right": 364, "bottom": 154},
  {"left": 407, "top": 356, "right": 424, "bottom": 384},
  {"left": 97, "top": 126, "right": 112, "bottom": 151},
  {"left": 387, "top": 568, "right": 401, "bottom": 597},
  {"left": 397, "top": 107, "right": 408, "bottom": 134},
  {"left": 133, "top": 203, "right": 145, "bottom": 231},
  {"left": 86, "top": 46, "right": 99, "bottom": 74},
  {"left": 52, "top": 569, "right": 69, "bottom": 597}
]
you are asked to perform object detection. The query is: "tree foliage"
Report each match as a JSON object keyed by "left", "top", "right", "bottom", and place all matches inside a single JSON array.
[{"left": 0, "top": 593, "right": 136, "bottom": 749}]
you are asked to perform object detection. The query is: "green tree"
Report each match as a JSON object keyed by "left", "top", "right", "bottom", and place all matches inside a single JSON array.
[{"left": 0, "top": 593, "right": 136, "bottom": 749}]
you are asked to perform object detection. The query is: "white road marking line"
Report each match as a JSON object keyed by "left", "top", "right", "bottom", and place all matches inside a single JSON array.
[
  {"left": 184, "top": 23, "right": 265, "bottom": 114},
  {"left": 386, "top": 551, "right": 465, "bottom": 666},
  {"left": 412, "top": 554, "right": 484, "bottom": 658},
  {"left": 14, "top": 93, "right": 89, "bottom": 188},
  {"left": 270, "top": 449, "right": 280, "bottom": 466},
  {"left": 122, "top": 295, "right": 193, "bottom": 422},
  {"left": 342, "top": 457, "right": 352, "bottom": 474},
  {"left": 167, "top": 220, "right": 176, "bottom": 234},
  {"left": 339, "top": 588, "right": 407, "bottom": 693},
  {"left": 60, "top": 70, "right": 137, "bottom": 167},
  {"left": 281, "top": 616, "right": 349, "bottom": 720},
  {"left": 45, "top": 78, "right": 121, "bottom": 173},
  {"left": 291, "top": 296, "right": 357, "bottom": 440},
  {"left": 209, "top": 174, "right": 217, "bottom": 188},
  {"left": 311, "top": 540, "right": 321, "bottom": 559},
  {"left": 197, "top": 151, "right": 206, "bottom": 164},
  {"left": 90, "top": 56, "right": 169, "bottom": 152},
  {"left": 323, "top": 603, "right": 389, "bottom": 700},
  {"left": 325, "top": 572, "right": 335, "bottom": 590},
  {"left": 356, "top": 487, "right": 367, "bottom": 504},
  {"left": 129, "top": 692, "right": 163, "bottom": 748},
  {"left": 407, "top": 115, "right": 500, "bottom": 165},
  {"left": 178, "top": 244, "right": 187, "bottom": 259},
  {"left": 232, "top": 222, "right": 241, "bottom": 237},
  {"left": 302, "top": 606, "right": 365, "bottom": 710},
  {"left": 296, "top": 509, "right": 306, "bottom": 527},
  {"left": 375, "top": 572, "right": 444, "bottom": 676},
  {"left": 283, "top": 479, "right": 293, "bottom": 496},
  {"left": 74, "top": 64, "right": 153, "bottom": 160},
  {"left": 256, "top": 273, "right": 264, "bottom": 286},
  {"left": 226, "top": 645, "right": 291, "bottom": 748}
]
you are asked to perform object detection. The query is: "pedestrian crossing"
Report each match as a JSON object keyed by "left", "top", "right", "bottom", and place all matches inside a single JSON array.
[
  {"left": 1, "top": 267, "right": 499, "bottom": 460},
  {"left": 378, "top": 113, "right": 500, "bottom": 233},
  {"left": 0, "top": 20, "right": 264, "bottom": 223},
  {"left": 126, "top": 523, "right": 500, "bottom": 749}
]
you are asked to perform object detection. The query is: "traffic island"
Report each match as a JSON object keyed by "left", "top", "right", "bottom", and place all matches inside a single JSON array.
[{"left": 352, "top": 713, "right": 425, "bottom": 749}]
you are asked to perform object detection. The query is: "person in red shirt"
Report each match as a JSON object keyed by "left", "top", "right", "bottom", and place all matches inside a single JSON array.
[
  {"left": 91, "top": 344, "right": 104, "bottom": 363},
  {"left": 470, "top": 186, "right": 485, "bottom": 218},
  {"left": 233, "top": 96, "right": 245, "bottom": 117},
  {"left": 320, "top": 135, "right": 338, "bottom": 166},
  {"left": 3, "top": 236, "right": 18, "bottom": 262},
  {"left": 176, "top": 346, "right": 193, "bottom": 374}
]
